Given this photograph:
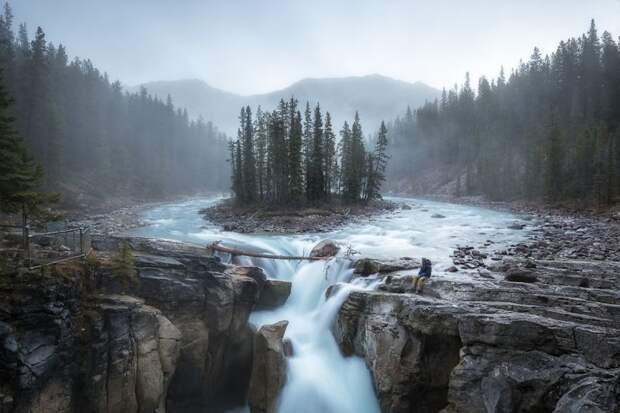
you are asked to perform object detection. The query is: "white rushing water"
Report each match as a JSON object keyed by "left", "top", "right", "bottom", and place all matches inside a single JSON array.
[{"left": 129, "top": 196, "right": 530, "bottom": 413}]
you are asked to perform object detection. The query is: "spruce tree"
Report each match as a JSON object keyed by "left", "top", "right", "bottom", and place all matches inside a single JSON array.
[
  {"left": 242, "top": 106, "right": 257, "bottom": 202},
  {"left": 288, "top": 108, "right": 303, "bottom": 202},
  {"left": 308, "top": 103, "right": 325, "bottom": 201},
  {"left": 367, "top": 121, "right": 389, "bottom": 200},
  {"left": 323, "top": 112, "right": 336, "bottom": 196},
  {"left": 255, "top": 106, "right": 267, "bottom": 200},
  {"left": 302, "top": 102, "right": 313, "bottom": 195},
  {"left": 0, "top": 70, "right": 57, "bottom": 224}
]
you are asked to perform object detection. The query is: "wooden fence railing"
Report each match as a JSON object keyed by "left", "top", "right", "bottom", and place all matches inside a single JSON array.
[{"left": 0, "top": 224, "right": 92, "bottom": 270}]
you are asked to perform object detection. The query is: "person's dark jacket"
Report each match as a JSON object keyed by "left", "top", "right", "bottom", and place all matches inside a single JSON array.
[{"left": 418, "top": 258, "right": 432, "bottom": 278}]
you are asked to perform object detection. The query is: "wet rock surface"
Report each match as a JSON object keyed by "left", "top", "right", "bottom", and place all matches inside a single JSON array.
[
  {"left": 256, "top": 279, "right": 292, "bottom": 310},
  {"left": 334, "top": 211, "right": 620, "bottom": 413},
  {"left": 353, "top": 257, "right": 420, "bottom": 276},
  {"left": 93, "top": 236, "right": 264, "bottom": 412},
  {"left": 248, "top": 320, "right": 289, "bottom": 413},
  {"left": 0, "top": 272, "right": 182, "bottom": 413},
  {"left": 0, "top": 236, "right": 268, "bottom": 413},
  {"left": 309, "top": 239, "right": 340, "bottom": 258}
]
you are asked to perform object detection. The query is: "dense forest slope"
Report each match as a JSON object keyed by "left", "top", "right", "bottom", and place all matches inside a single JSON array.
[
  {"left": 138, "top": 75, "right": 440, "bottom": 136},
  {"left": 0, "top": 5, "right": 229, "bottom": 208},
  {"left": 386, "top": 21, "right": 620, "bottom": 207}
]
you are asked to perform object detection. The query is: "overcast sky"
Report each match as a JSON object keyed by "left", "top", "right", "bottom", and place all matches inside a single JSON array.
[{"left": 10, "top": 0, "right": 620, "bottom": 95}]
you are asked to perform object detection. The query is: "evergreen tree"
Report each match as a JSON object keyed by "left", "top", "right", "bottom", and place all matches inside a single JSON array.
[
  {"left": 0, "top": 70, "right": 57, "bottom": 224},
  {"left": 0, "top": 8, "right": 230, "bottom": 200},
  {"left": 241, "top": 106, "right": 257, "bottom": 202},
  {"left": 307, "top": 103, "right": 325, "bottom": 201},
  {"left": 383, "top": 21, "right": 620, "bottom": 206},
  {"left": 288, "top": 107, "right": 303, "bottom": 202},
  {"left": 366, "top": 121, "right": 389, "bottom": 200},
  {"left": 255, "top": 106, "right": 267, "bottom": 200},
  {"left": 323, "top": 112, "right": 336, "bottom": 196},
  {"left": 302, "top": 102, "right": 313, "bottom": 195}
]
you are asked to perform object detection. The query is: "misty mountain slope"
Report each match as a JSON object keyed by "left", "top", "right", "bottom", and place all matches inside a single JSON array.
[{"left": 136, "top": 74, "right": 440, "bottom": 135}]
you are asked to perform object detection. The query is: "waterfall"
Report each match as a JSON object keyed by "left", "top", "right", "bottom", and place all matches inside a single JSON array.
[
  {"left": 248, "top": 254, "right": 380, "bottom": 413},
  {"left": 129, "top": 195, "right": 530, "bottom": 413}
]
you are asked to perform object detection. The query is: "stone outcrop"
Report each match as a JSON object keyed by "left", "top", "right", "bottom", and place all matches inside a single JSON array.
[
  {"left": 80, "top": 295, "right": 182, "bottom": 413},
  {"left": 93, "top": 236, "right": 264, "bottom": 412},
  {"left": 334, "top": 257, "right": 620, "bottom": 413},
  {"left": 256, "top": 280, "right": 292, "bottom": 310},
  {"left": 0, "top": 272, "right": 181, "bottom": 413},
  {"left": 248, "top": 320, "right": 289, "bottom": 413},
  {"left": 0, "top": 236, "right": 267, "bottom": 413},
  {"left": 353, "top": 257, "right": 420, "bottom": 276}
]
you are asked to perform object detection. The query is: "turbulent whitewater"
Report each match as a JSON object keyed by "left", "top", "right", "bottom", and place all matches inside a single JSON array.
[{"left": 130, "top": 196, "right": 530, "bottom": 413}]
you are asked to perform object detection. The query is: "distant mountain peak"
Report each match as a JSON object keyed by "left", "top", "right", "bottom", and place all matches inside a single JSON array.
[{"left": 137, "top": 74, "right": 441, "bottom": 135}]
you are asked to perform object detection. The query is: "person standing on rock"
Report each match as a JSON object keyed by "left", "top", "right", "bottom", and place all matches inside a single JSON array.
[{"left": 413, "top": 258, "right": 432, "bottom": 294}]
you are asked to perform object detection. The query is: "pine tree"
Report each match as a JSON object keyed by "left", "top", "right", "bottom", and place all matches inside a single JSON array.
[
  {"left": 255, "top": 106, "right": 267, "bottom": 200},
  {"left": 349, "top": 112, "right": 366, "bottom": 201},
  {"left": 302, "top": 102, "right": 313, "bottom": 195},
  {"left": 111, "top": 241, "right": 137, "bottom": 290},
  {"left": 242, "top": 106, "right": 257, "bottom": 202},
  {"left": 288, "top": 107, "right": 303, "bottom": 202},
  {"left": 367, "top": 121, "right": 389, "bottom": 200},
  {"left": 339, "top": 121, "right": 354, "bottom": 201},
  {"left": 234, "top": 140, "right": 243, "bottom": 203},
  {"left": 323, "top": 112, "right": 336, "bottom": 196},
  {"left": 307, "top": 103, "right": 325, "bottom": 201},
  {"left": 0, "top": 70, "right": 57, "bottom": 224}
]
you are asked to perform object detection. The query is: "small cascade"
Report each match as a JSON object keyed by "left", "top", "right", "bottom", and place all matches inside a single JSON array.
[{"left": 129, "top": 195, "right": 531, "bottom": 413}]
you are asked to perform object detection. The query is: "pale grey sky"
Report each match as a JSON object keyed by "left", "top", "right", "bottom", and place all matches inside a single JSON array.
[{"left": 10, "top": 0, "right": 620, "bottom": 95}]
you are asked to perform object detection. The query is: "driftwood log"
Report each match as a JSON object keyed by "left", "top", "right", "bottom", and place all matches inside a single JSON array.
[{"left": 206, "top": 241, "right": 328, "bottom": 261}]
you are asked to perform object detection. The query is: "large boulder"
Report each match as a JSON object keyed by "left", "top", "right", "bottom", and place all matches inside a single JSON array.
[
  {"left": 248, "top": 320, "right": 289, "bottom": 413},
  {"left": 353, "top": 257, "right": 420, "bottom": 276},
  {"left": 309, "top": 240, "right": 340, "bottom": 258},
  {"left": 257, "top": 279, "right": 292, "bottom": 310}
]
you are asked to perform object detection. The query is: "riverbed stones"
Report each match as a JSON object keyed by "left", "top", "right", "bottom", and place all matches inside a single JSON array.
[
  {"left": 248, "top": 320, "right": 289, "bottom": 413},
  {"left": 310, "top": 239, "right": 340, "bottom": 258}
]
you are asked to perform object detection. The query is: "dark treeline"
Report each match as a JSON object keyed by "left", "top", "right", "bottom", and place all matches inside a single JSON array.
[
  {"left": 230, "top": 98, "right": 389, "bottom": 205},
  {"left": 388, "top": 21, "right": 620, "bottom": 206},
  {"left": 0, "top": 4, "right": 228, "bottom": 203}
]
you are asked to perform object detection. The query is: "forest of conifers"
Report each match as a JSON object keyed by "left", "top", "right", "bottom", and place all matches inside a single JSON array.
[
  {"left": 0, "top": 4, "right": 229, "bottom": 204},
  {"left": 229, "top": 100, "right": 389, "bottom": 205},
  {"left": 387, "top": 21, "right": 620, "bottom": 206},
  {"left": 2, "top": 2, "right": 619, "bottom": 210}
]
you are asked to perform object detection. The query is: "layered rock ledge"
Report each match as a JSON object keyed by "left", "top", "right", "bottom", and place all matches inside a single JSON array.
[
  {"left": 0, "top": 236, "right": 291, "bottom": 413},
  {"left": 333, "top": 256, "right": 620, "bottom": 412}
]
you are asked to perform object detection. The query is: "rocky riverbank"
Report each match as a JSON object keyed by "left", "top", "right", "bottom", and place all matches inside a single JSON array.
[
  {"left": 332, "top": 206, "right": 620, "bottom": 412},
  {"left": 201, "top": 199, "right": 399, "bottom": 233},
  {"left": 0, "top": 235, "right": 292, "bottom": 413}
]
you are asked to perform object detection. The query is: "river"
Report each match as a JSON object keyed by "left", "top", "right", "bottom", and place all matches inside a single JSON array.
[{"left": 128, "top": 196, "right": 530, "bottom": 413}]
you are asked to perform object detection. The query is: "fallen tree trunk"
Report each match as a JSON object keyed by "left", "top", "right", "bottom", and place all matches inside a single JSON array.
[{"left": 206, "top": 241, "right": 328, "bottom": 261}]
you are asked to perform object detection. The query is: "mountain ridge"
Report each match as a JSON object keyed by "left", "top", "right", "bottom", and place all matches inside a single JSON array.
[{"left": 132, "top": 74, "right": 441, "bottom": 136}]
